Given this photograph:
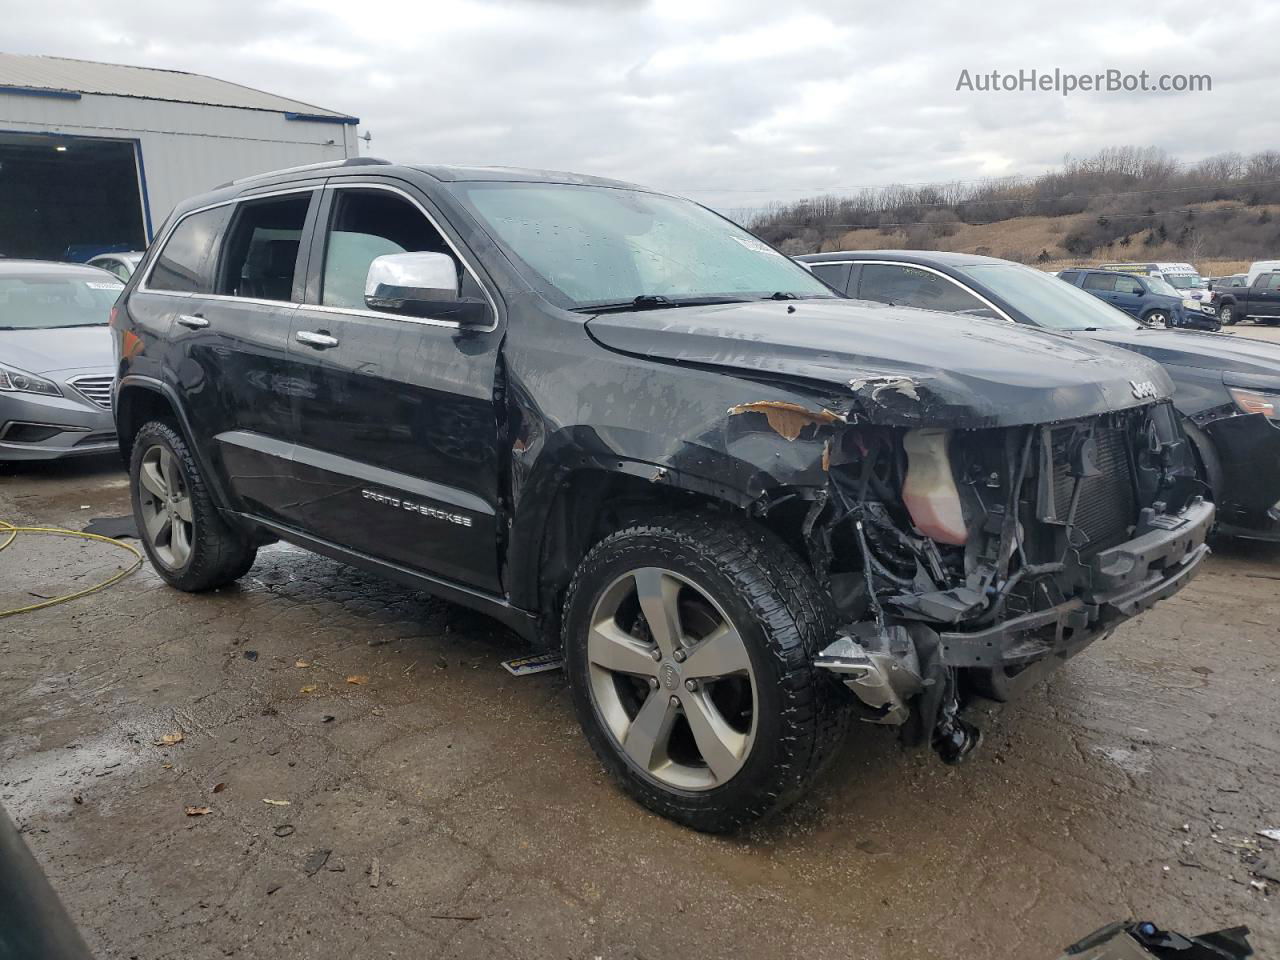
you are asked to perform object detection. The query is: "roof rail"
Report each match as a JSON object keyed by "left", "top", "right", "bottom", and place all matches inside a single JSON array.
[{"left": 221, "top": 157, "right": 391, "bottom": 188}]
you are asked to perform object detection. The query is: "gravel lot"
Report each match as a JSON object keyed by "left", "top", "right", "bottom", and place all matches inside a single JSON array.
[{"left": 3, "top": 325, "right": 1279, "bottom": 960}]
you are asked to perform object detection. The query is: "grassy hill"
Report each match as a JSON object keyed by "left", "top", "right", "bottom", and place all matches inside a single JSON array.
[{"left": 749, "top": 147, "right": 1280, "bottom": 275}]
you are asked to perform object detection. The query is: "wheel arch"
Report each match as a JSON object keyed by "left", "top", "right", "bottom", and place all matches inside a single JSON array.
[
  {"left": 1182, "top": 416, "right": 1225, "bottom": 501},
  {"left": 508, "top": 458, "right": 823, "bottom": 647},
  {"left": 115, "top": 376, "right": 237, "bottom": 517}
]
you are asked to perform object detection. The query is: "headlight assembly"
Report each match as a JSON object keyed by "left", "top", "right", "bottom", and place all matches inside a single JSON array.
[
  {"left": 1229, "top": 387, "right": 1280, "bottom": 421},
  {"left": 0, "top": 364, "right": 62, "bottom": 398}
]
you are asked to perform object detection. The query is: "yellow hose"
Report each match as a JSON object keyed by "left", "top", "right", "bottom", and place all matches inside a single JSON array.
[{"left": 0, "top": 519, "right": 143, "bottom": 618}]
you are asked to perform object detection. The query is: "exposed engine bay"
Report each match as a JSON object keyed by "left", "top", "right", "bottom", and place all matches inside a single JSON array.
[{"left": 805, "top": 399, "right": 1214, "bottom": 763}]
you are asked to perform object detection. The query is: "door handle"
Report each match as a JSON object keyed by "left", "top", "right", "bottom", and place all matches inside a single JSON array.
[
  {"left": 296, "top": 330, "right": 339, "bottom": 349},
  {"left": 177, "top": 314, "right": 208, "bottom": 329}
]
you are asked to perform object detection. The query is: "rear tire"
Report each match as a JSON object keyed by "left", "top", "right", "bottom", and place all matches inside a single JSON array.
[
  {"left": 562, "top": 513, "right": 850, "bottom": 832},
  {"left": 129, "top": 421, "right": 257, "bottom": 591}
]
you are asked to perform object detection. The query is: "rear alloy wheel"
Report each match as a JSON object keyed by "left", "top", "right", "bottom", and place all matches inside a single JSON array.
[
  {"left": 563, "top": 515, "right": 850, "bottom": 832},
  {"left": 137, "top": 444, "right": 194, "bottom": 569},
  {"left": 130, "top": 420, "right": 257, "bottom": 591},
  {"left": 1219, "top": 303, "right": 1238, "bottom": 325}
]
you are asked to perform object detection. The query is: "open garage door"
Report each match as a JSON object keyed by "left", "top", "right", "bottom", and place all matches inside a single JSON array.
[{"left": 0, "top": 132, "right": 147, "bottom": 261}]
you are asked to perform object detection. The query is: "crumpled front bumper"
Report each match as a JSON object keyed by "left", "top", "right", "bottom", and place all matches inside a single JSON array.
[{"left": 939, "top": 497, "right": 1215, "bottom": 669}]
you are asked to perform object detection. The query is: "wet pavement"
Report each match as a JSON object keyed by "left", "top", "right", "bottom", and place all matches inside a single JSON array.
[{"left": 2, "top": 454, "right": 1278, "bottom": 959}]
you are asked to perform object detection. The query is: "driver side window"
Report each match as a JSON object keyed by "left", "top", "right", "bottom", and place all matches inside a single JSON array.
[
  {"left": 321, "top": 189, "right": 460, "bottom": 310},
  {"left": 1113, "top": 276, "right": 1143, "bottom": 295}
]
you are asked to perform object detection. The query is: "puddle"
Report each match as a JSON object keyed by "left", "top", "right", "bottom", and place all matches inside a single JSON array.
[
  {"left": 1, "top": 728, "right": 140, "bottom": 821},
  {"left": 1093, "top": 745, "right": 1153, "bottom": 776}
]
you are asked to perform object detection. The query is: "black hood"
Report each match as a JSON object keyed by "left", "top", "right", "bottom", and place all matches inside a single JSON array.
[
  {"left": 1085, "top": 328, "right": 1280, "bottom": 388},
  {"left": 585, "top": 300, "right": 1173, "bottom": 428}
]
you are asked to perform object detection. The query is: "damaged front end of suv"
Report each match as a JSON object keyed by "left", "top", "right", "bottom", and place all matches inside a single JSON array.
[
  {"left": 810, "top": 396, "right": 1211, "bottom": 762},
  {"left": 587, "top": 299, "right": 1214, "bottom": 770}
]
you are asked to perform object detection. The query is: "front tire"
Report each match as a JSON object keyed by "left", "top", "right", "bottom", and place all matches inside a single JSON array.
[
  {"left": 130, "top": 421, "right": 257, "bottom": 591},
  {"left": 1219, "top": 302, "right": 1238, "bottom": 325},
  {"left": 562, "top": 514, "right": 850, "bottom": 832},
  {"left": 1144, "top": 310, "right": 1169, "bottom": 327}
]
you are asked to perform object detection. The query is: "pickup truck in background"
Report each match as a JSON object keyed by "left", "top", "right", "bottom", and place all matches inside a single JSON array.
[
  {"left": 1208, "top": 274, "right": 1246, "bottom": 293},
  {"left": 1212, "top": 271, "right": 1280, "bottom": 325}
]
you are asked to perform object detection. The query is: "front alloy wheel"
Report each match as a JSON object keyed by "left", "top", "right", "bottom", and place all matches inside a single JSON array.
[
  {"left": 1146, "top": 310, "right": 1169, "bottom": 326},
  {"left": 562, "top": 515, "right": 850, "bottom": 832},
  {"left": 1219, "top": 303, "right": 1237, "bottom": 325},
  {"left": 137, "top": 444, "right": 194, "bottom": 568},
  {"left": 586, "top": 567, "right": 756, "bottom": 791}
]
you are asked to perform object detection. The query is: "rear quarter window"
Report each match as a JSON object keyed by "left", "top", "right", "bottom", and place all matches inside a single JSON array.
[
  {"left": 147, "top": 206, "right": 233, "bottom": 294},
  {"left": 808, "top": 261, "right": 852, "bottom": 293}
]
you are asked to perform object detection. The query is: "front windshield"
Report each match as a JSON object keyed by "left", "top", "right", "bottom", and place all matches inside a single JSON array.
[
  {"left": 0, "top": 274, "right": 123, "bottom": 330},
  {"left": 957, "top": 263, "right": 1142, "bottom": 331},
  {"left": 1164, "top": 274, "right": 1202, "bottom": 290},
  {"left": 1147, "top": 276, "right": 1180, "bottom": 297},
  {"left": 452, "top": 182, "right": 835, "bottom": 308}
]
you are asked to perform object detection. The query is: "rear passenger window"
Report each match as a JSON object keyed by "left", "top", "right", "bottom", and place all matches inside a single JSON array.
[
  {"left": 858, "top": 263, "right": 998, "bottom": 317},
  {"left": 808, "top": 261, "right": 851, "bottom": 294},
  {"left": 148, "top": 206, "right": 232, "bottom": 293},
  {"left": 1082, "top": 273, "right": 1117, "bottom": 292},
  {"left": 859, "top": 264, "right": 928, "bottom": 304},
  {"left": 321, "top": 189, "right": 459, "bottom": 310},
  {"left": 216, "top": 194, "right": 312, "bottom": 302}
]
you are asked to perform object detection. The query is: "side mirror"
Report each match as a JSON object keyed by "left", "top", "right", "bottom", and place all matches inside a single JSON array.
[{"left": 364, "top": 252, "right": 489, "bottom": 324}]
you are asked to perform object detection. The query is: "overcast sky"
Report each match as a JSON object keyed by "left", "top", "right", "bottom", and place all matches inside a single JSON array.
[{"left": 6, "top": 0, "right": 1278, "bottom": 211}]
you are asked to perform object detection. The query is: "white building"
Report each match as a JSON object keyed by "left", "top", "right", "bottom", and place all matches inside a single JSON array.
[{"left": 0, "top": 53, "right": 359, "bottom": 259}]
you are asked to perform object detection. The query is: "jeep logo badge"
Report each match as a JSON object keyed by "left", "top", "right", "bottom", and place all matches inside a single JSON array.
[
  {"left": 660, "top": 662, "right": 679, "bottom": 690},
  {"left": 1130, "top": 379, "right": 1159, "bottom": 400}
]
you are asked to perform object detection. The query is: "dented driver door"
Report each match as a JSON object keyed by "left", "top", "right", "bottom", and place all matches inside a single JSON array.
[{"left": 284, "top": 180, "right": 504, "bottom": 594}]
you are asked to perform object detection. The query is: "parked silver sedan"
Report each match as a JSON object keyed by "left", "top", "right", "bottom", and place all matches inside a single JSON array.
[
  {"left": 86, "top": 252, "right": 145, "bottom": 282},
  {"left": 0, "top": 261, "right": 123, "bottom": 461}
]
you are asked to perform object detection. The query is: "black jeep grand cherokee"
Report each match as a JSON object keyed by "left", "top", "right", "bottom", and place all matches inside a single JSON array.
[{"left": 111, "top": 159, "right": 1213, "bottom": 831}]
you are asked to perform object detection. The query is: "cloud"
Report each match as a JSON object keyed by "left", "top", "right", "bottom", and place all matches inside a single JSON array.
[{"left": 3, "top": 0, "right": 1274, "bottom": 210}]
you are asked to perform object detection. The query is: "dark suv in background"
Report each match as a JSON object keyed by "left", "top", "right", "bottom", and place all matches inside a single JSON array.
[
  {"left": 111, "top": 161, "right": 1212, "bottom": 831},
  {"left": 1057, "top": 268, "right": 1221, "bottom": 331}
]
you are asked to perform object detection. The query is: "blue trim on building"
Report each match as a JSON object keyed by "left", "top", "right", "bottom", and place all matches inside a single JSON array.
[
  {"left": 132, "top": 138, "right": 155, "bottom": 242},
  {"left": 284, "top": 111, "right": 359, "bottom": 125},
  {"left": 0, "top": 85, "right": 82, "bottom": 100}
]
